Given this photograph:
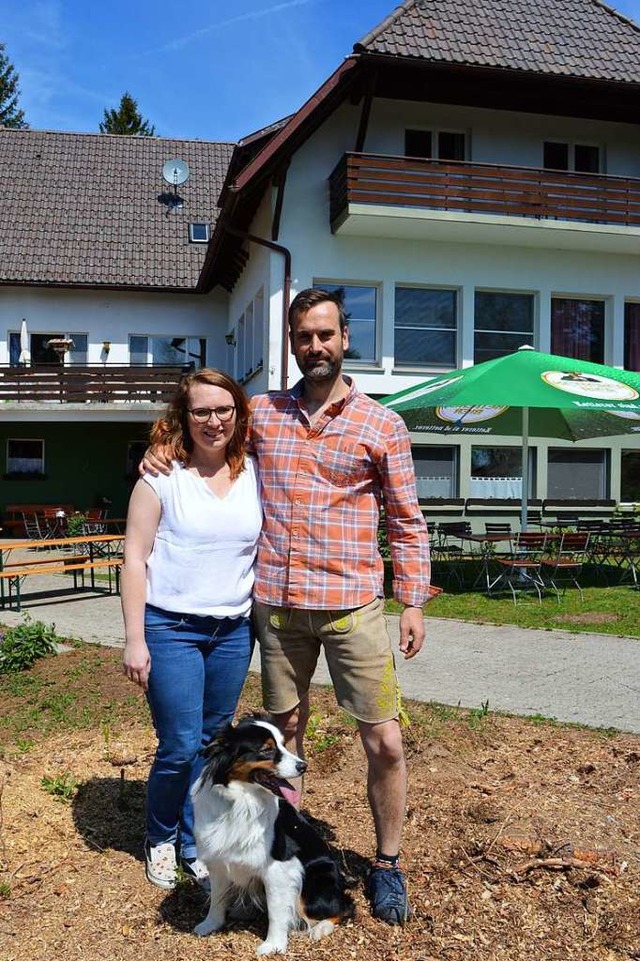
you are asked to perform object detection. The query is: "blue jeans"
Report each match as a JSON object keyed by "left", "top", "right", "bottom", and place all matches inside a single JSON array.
[{"left": 144, "top": 604, "right": 253, "bottom": 860}]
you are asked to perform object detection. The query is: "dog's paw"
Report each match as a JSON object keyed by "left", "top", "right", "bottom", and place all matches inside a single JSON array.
[
  {"left": 193, "top": 918, "right": 224, "bottom": 937},
  {"left": 256, "top": 938, "right": 287, "bottom": 955},
  {"left": 308, "top": 919, "right": 335, "bottom": 941}
]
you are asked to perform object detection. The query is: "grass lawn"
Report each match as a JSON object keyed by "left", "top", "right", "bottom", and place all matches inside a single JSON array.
[{"left": 384, "top": 560, "right": 640, "bottom": 637}]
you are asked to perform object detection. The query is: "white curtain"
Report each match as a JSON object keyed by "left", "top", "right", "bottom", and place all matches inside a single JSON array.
[{"left": 470, "top": 477, "right": 522, "bottom": 498}]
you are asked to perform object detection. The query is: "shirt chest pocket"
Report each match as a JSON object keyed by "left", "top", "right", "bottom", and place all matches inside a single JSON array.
[{"left": 316, "top": 443, "right": 373, "bottom": 487}]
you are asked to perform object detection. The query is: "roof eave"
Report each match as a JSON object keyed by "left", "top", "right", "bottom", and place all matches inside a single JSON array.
[{"left": 198, "top": 55, "right": 362, "bottom": 292}]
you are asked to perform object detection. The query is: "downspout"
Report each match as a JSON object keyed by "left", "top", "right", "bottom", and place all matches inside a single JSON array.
[{"left": 224, "top": 226, "right": 292, "bottom": 390}]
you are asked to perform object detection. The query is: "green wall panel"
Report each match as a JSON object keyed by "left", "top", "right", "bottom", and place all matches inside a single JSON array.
[{"left": 0, "top": 421, "right": 151, "bottom": 522}]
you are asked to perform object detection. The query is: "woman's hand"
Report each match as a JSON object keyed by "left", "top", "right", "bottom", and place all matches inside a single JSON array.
[{"left": 122, "top": 640, "right": 151, "bottom": 692}]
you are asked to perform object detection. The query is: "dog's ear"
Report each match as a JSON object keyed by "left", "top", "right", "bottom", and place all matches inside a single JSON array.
[
  {"left": 199, "top": 722, "right": 238, "bottom": 786},
  {"left": 201, "top": 721, "right": 235, "bottom": 758}
]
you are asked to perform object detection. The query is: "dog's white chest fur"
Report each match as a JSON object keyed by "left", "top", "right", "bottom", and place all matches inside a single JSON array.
[{"left": 194, "top": 781, "right": 281, "bottom": 870}]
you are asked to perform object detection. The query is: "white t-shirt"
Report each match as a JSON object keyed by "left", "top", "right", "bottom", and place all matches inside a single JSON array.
[{"left": 142, "top": 457, "right": 262, "bottom": 618}]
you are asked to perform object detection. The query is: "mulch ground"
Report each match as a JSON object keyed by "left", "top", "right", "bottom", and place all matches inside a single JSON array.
[{"left": 0, "top": 643, "right": 638, "bottom": 961}]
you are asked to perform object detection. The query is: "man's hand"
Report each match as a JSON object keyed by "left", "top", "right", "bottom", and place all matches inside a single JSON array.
[
  {"left": 398, "top": 605, "right": 425, "bottom": 659},
  {"left": 139, "top": 445, "right": 174, "bottom": 478}
]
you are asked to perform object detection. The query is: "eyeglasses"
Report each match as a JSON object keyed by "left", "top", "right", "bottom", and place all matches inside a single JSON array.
[{"left": 188, "top": 405, "right": 236, "bottom": 423}]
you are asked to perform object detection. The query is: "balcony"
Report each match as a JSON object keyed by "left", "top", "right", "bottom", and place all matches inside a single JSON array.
[
  {"left": 329, "top": 154, "right": 640, "bottom": 254},
  {"left": 0, "top": 365, "right": 186, "bottom": 404}
]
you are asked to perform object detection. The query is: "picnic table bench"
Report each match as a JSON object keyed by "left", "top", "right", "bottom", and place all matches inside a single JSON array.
[{"left": 0, "top": 534, "right": 124, "bottom": 611}]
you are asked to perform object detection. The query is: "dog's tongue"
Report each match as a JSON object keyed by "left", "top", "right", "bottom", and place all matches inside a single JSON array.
[{"left": 278, "top": 782, "right": 301, "bottom": 807}]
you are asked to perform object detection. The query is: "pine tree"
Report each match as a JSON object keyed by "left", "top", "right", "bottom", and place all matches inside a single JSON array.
[
  {"left": 99, "top": 92, "right": 156, "bottom": 136},
  {"left": 0, "top": 43, "right": 27, "bottom": 129}
]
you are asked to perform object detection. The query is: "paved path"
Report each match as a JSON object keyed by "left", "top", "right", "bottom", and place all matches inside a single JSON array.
[{"left": 1, "top": 577, "right": 638, "bottom": 733}]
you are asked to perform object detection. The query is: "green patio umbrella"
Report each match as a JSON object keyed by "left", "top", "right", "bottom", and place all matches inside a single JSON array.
[{"left": 380, "top": 346, "right": 640, "bottom": 530}]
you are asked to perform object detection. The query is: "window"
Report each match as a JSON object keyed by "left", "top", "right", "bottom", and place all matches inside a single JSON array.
[
  {"left": 405, "top": 129, "right": 466, "bottom": 161},
  {"left": 551, "top": 298, "right": 604, "bottom": 363},
  {"left": 68, "top": 334, "right": 88, "bottom": 365},
  {"left": 235, "top": 289, "right": 265, "bottom": 383},
  {"left": 624, "top": 302, "right": 640, "bottom": 371},
  {"left": 188, "top": 222, "right": 210, "bottom": 243},
  {"left": 412, "top": 446, "right": 457, "bottom": 499},
  {"left": 394, "top": 287, "right": 457, "bottom": 367},
  {"left": 6, "top": 438, "right": 44, "bottom": 477},
  {"left": 547, "top": 449, "right": 608, "bottom": 499},
  {"left": 9, "top": 331, "right": 87, "bottom": 366},
  {"left": 315, "top": 283, "right": 377, "bottom": 363},
  {"left": 474, "top": 291, "right": 534, "bottom": 363},
  {"left": 129, "top": 335, "right": 205, "bottom": 368},
  {"left": 471, "top": 446, "right": 535, "bottom": 499},
  {"left": 621, "top": 450, "right": 640, "bottom": 502},
  {"left": 543, "top": 141, "right": 600, "bottom": 173}
]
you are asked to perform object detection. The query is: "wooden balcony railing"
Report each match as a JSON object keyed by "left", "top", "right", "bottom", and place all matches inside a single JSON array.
[
  {"left": 329, "top": 153, "right": 640, "bottom": 229},
  {"left": 0, "top": 365, "right": 186, "bottom": 403}
]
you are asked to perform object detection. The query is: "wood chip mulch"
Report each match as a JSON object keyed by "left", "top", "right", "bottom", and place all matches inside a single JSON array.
[{"left": 0, "top": 644, "right": 638, "bottom": 961}]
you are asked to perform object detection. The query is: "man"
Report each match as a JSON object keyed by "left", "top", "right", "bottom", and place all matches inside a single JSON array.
[{"left": 145, "top": 287, "right": 432, "bottom": 924}]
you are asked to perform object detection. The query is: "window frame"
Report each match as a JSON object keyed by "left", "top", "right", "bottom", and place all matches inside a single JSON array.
[
  {"left": 412, "top": 445, "right": 458, "bottom": 500},
  {"left": 128, "top": 334, "right": 206, "bottom": 368},
  {"left": 404, "top": 128, "right": 467, "bottom": 161},
  {"left": 6, "top": 437, "right": 45, "bottom": 478},
  {"left": 313, "top": 280, "right": 380, "bottom": 366},
  {"left": 470, "top": 445, "right": 536, "bottom": 499},
  {"left": 543, "top": 140, "right": 602, "bottom": 173},
  {"left": 624, "top": 301, "right": 640, "bottom": 372},
  {"left": 473, "top": 289, "right": 536, "bottom": 364},
  {"left": 550, "top": 296, "right": 606, "bottom": 363},
  {"left": 234, "top": 288, "right": 265, "bottom": 384},
  {"left": 547, "top": 448, "right": 609, "bottom": 500},
  {"left": 9, "top": 330, "right": 88, "bottom": 366},
  {"left": 394, "top": 285, "right": 459, "bottom": 369},
  {"left": 188, "top": 222, "right": 210, "bottom": 243}
]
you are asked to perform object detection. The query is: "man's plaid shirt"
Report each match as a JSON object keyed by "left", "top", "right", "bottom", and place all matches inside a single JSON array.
[{"left": 249, "top": 378, "right": 431, "bottom": 611}]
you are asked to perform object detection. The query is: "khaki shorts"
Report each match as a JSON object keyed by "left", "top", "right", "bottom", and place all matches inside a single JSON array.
[{"left": 253, "top": 597, "right": 400, "bottom": 724}]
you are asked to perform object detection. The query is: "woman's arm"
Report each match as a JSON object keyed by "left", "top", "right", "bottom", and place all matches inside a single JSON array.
[{"left": 120, "top": 479, "right": 161, "bottom": 691}]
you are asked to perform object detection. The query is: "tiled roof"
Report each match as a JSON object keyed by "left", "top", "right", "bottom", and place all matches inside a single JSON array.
[
  {"left": 0, "top": 129, "right": 234, "bottom": 290},
  {"left": 355, "top": 0, "right": 640, "bottom": 84}
]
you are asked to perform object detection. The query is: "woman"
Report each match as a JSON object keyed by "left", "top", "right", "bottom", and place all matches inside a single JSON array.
[{"left": 121, "top": 368, "right": 262, "bottom": 891}]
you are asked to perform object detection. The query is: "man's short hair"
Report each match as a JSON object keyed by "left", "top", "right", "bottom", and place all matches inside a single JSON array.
[{"left": 288, "top": 287, "right": 349, "bottom": 332}]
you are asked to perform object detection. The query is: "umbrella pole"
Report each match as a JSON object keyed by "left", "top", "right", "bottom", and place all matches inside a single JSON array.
[{"left": 520, "top": 407, "right": 530, "bottom": 531}]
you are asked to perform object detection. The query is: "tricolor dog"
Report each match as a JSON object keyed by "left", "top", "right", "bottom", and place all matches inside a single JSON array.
[{"left": 191, "top": 714, "right": 354, "bottom": 955}]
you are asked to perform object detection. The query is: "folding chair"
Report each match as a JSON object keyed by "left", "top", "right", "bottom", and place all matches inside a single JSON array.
[
  {"left": 484, "top": 522, "right": 512, "bottom": 536},
  {"left": 42, "top": 508, "right": 66, "bottom": 539},
  {"left": 435, "top": 522, "right": 474, "bottom": 589},
  {"left": 83, "top": 507, "right": 107, "bottom": 536},
  {"left": 21, "top": 512, "right": 44, "bottom": 540},
  {"left": 491, "top": 531, "right": 548, "bottom": 604},
  {"left": 541, "top": 531, "right": 590, "bottom": 601}
]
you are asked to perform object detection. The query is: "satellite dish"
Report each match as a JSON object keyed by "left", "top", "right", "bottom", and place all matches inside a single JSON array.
[{"left": 162, "top": 159, "right": 190, "bottom": 186}]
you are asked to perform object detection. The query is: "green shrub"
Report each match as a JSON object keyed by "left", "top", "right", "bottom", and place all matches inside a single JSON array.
[
  {"left": 0, "top": 616, "right": 60, "bottom": 674},
  {"left": 66, "top": 512, "right": 87, "bottom": 537}
]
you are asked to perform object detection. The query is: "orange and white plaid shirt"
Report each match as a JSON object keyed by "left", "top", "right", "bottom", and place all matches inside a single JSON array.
[{"left": 248, "top": 378, "right": 431, "bottom": 611}]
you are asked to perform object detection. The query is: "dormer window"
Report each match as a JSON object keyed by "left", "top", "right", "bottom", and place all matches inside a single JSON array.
[{"left": 189, "top": 222, "right": 210, "bottom": 243}]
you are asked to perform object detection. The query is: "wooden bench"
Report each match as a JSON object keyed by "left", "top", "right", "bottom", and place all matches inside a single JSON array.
[
  {"left": 0, "top": 556, "right": 122, "bottom": 611},
  {"left": 2, "top": 503, "right": 75, "bottom": 537}
]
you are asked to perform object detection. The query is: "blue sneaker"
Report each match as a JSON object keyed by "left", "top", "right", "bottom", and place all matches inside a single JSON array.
[{"left": 367, "top": 865, "right": 412, "bottom": 925}]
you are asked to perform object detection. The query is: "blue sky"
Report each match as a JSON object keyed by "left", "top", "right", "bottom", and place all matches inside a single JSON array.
[{"left": 2, "top": 0, "right": 640, "bottom": 144}]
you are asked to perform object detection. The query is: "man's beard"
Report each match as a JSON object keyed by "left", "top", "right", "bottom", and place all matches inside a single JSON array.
[{"left": 301, "top": 357, "right": 339, "bottom": 381}]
